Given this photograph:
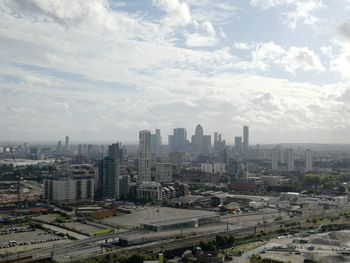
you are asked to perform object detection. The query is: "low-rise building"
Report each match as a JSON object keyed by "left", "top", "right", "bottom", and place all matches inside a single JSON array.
[{"left": 137, "top": 182, "right": 162, "bottom": 201}]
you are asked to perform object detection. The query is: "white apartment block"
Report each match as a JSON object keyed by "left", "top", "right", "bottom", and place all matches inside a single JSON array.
[{"left": 43, "top": 175, "right": 94, "bottom": 205}]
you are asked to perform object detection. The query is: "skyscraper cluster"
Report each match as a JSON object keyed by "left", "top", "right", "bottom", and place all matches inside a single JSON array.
[
  {"left": 56, "top": 135, "right": 70, "bottom": 154},
  {"left": 234, "top": 126, "right": 249, "bottom": 156},
  {"left": 270, "top": 147, "right": 313, "bottom": 173}
]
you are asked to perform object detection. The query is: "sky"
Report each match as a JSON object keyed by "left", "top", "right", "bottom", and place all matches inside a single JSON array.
[{"left": 1, "top": 0, "right": 350, "bottom": 144}]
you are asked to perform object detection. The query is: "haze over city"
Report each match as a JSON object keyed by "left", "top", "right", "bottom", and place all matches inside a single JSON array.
[
  {"left": 3, "top": 1, "right": 350, "bottom": 263},
  {"left": 1, "top": 0, "right": 350, "bottom": 143}
]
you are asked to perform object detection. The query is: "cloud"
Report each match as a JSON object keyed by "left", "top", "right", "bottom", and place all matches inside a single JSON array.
[
  {"left": 0, "top": 0, "right": 348, "bottom": 143},
  {"left": 250, "top": 0, "right": 295, "bottom": 9},
  {"left": 250, "top": 0, "right": 324, "bottom": 29},
  {"left": 339, "top": 19, "right": 350, "bottom": 40},
  {"left": 5, "top": 0, "right": 115, "bottom": 29},
  {"left": 153, "top": 0, "right": 192, "bottom": 27},
  {"left": 244, "top": 42, "right": 325, "bottom": 73},
  {"left": 329, "top": 19, "right": 350, "bottom": 80},
  {"left": 281, "top": 47, "right": 325, "bottom": 73},
  {"left": 233, "top": 42, "right": 253, "bottom": 51},
  {"left": 185, "top": 21, "right": 218, "bottom": 47},
  {"left": 186, "top": 0, "right": 237, "bottom": 25}
]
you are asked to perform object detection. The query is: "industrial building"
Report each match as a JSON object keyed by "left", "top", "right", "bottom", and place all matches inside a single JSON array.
[{"left": 141, "top": 212, "right": 219, "bottom": 232}]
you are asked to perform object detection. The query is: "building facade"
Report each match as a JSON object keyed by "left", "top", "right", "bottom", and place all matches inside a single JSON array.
[
  {"left": 137, "top": 182, "right": 162, "bottom": 201},
  {"left": 243, "top": 125, "right": 249, "bottom": 154},
  {"left": 139, "top": 130, "right": 151, "bottom": 183},
  {"left": 271, "top": 148, "right": 279, "bottom": 171},
  {"left": 287, "top": 149, "right": 295, "bottom": 172},
  {"left": 101, "top": 156, "right": 120, "bottom": 200},
  {"left": 168, "top": 128, "right": 188, "bottom": 153},
  {"left": 305, "top": 149, "right": 313, "bottom": 172},
  {"left": 191, "top": 124, "right": 211, "bottom": 155},
  {"left": 155, "top": 162, "right": 173, "bottom": 183},
  {"left": 43, "top": 175, "right": 94, "bottom": 205}
]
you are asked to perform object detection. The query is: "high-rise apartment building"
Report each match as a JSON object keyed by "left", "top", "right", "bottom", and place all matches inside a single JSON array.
[
  {"left": 305, "top": 149, "right": 313, "bottom": 172},
  {"left": 100, "top": 156, "right": 120, "bottom": 200},
  {"left": 56, "top": 140, "right": 62, "bottom": 154},
  {"left": 243, "top": 125, "right": 249, "bottom": 153},
  {"left": 78, "top": 144, "right": 83, "bottom": 155},
  {"left": 155, "top": 163, "right": 172, "bottom": 183},
  {"left": 287, "top": 149, "right": 295, "bottom": 172},
  {"left": 108, "top": 142, "right": 123, "bottom": 161},
  {"left": 65, "top": 136, "right": 70, "bottom": 153},
  {"left": 214, "top": 132, "right": 226, "bottom": 153},
  {"left": 119, "top": 175, "right": 129, "bottom": 198},
  {"left": 43, "top": 175, "right": 94, "bottom": 205},
  {"left": 150, "top": 129, "right": 162, "bottom": 158},
  {"left": 234, "top": 137, "right": 242, "bottom": 155},
  {"left": 139, "top": 130, "right": 151, "bottom": 183},
  {"left": 271, "top": 148, "right": 278, "bottom": 171}
]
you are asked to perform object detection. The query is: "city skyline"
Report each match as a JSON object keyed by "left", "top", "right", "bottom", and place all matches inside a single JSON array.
[
  {"left": 2, "top": 2, "right": 350, "bottom": 262},
  {"left": 1, "top": 1, "right": 350, "bottom": 143}
]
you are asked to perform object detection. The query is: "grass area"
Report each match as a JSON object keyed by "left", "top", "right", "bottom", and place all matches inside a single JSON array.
[
  {"left": 226, "top": 241, "right": 265, "bottom": 256},
  {"left": 54, "top": 215, "right": 73, "bottom": 224},
  {"left": 94, "top": 228, "right": 115, "bottom": 236}
]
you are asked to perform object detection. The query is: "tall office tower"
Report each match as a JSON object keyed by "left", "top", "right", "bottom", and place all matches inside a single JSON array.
[
  {"left": 234, "top": 136, "right": 242, "bottom": 155},
  {"left": 23, "top": 143, "right": 28, "bottom": 157},
  {"left": 101, "top": 156, "right": 120, "bottom": 200},
  {"left": 191, "top": 124, "right": 211, "bottom": 154},
  {"left": 168, "top": 128, "right": 188, "bottom": 153},
  {"left": 150, "top": 129, "right": 162, "bottom": 158},
  {"left": 139, "top": 130, "right": 151, "bottom": 183},
  {"left": 65, "top": 136, "right": 70, "bottom": 153},
  {"left": 243, "top": 125, "right": 249, "bottom": 153},
  {"left": 271, "top": 148, "right": 278, "bottom": 171},
  {"left": 100, "top": 144, "right": 105, "bottom": 155},
  {"left": 82, "top": 144, "right": 87, "bottom": 155},
  {"left": 56, "top": 140, "right": 62, "bottom": 154},
  {"left": 287, "top": 148, "right": 295, "bottom": 172},
  {"left": 273, "top": 145, "right": 281, "bottom": 164},
  {"left": 256, "top": 144, "right": 260, "bottom": 159},
  {"left": 108, "top": 142, "right": 123, "bottom": 161},
  {"left": 305, "top": 149, "right": 313, "bottom": 172},
  {"left": 155, "top": 129, "right": 162, "bottom": 156},
  {"left": 87, "top": 144, "right": 94, "bottom": 157},
  {"left": 214, "top": 132, "right": 225, "bottom": 153},
  {"left": 78, "top": 144, "right": 83, "bottom": 155}
]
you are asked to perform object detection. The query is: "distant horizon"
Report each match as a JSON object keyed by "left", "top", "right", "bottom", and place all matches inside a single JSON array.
[{"left": 2, "top": 140, "right": 350, "bottom": 148}]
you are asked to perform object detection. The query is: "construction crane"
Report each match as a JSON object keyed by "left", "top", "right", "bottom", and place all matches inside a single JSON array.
[{"left": 8, "top": 143, "right": 22, "bottom": 202}]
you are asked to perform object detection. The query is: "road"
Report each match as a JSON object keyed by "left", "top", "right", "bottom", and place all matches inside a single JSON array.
[{"left": 2, "top": 206, "right": 349, "bottom": 262}]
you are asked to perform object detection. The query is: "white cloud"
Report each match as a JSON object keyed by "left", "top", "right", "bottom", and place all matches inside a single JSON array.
[
  {"left": 185, "top": 0, "right": 237, "bottom": 25},
  {"left": 250, "top": 0, "right": 295, "bottom": 9},
  {"left": 339, "top": 19, "right": 350, "bottom": 40},
  {"left": 246, "top": 42, "right": 325, "bottom": 73},
  {"left": 153, "top": 0, "right": 192, "bottom": 27},
  {"left": 281, "top": 47, "right": 325, "bottom": 73},
  {"left": 329, "top": 19, "right": 350, "bottom": 80},
  {"left": 250, "top": 0, "right": 324, "bottom": 29},
  {"left": 233, "top": 42, "right": 253, "bottom": 51},
  {"left": 185, "top": 21, "right": 218, "bottom": 47},
  {"left": 0, "top": 0, "right": 348, "bottom": 143}
]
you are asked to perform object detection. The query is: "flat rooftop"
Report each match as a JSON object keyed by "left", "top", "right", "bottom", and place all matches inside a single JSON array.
[{"left": 101, "top": 207, "right": 217, "bottom": 228}]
